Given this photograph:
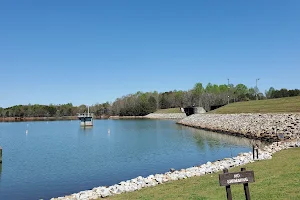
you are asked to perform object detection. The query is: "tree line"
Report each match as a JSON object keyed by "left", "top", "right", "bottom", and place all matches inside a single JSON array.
[
  {"left": 265, "top": 87, "right": 300, "bottom": 99},
  {"left": 0, "top": 103, "right": 110, "bottom": 118},
  {"left": 1, "top": 82, "right": 299, "bottom": 118}
]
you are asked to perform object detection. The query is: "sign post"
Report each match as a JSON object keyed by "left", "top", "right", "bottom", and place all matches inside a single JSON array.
[
  {"left": 219, "top": 168, "right": 255, "bottom": 200},
  {"left": 252, "top": 145, "right": 259, "bottom": 160},
  {"left": 223, "top": 168, "right": 232, "bottom": 200},
  {"left": 241, "top": 168, "right": 251, "bottom": 200}
]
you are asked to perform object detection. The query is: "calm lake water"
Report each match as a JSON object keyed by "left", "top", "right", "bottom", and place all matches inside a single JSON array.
[{"left": 0, "top": 119, "right": 253, "bottom": 200}]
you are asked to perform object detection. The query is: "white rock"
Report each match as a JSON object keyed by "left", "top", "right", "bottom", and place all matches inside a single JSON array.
[
  {"left": 177, "top": 172, "right": 187, "bottom": 179},
  {"left": 155, "top": 177, "right": 163, "bottom": 184},
  {"left": 100, "top": 188, "right": 111, "bottom": 198},
  {"left": 186, "top": 172, "right": 192, "bottom": 178}
]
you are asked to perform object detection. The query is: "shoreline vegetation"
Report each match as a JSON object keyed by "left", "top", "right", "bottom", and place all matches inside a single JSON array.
[
  {"left": 0, "top": 115, "right": 110, "bottom": 122},
  {"left": 1, "top": 85, "right": 300, "bottom": 120},
  {"left": 2, "top": 96, "right": 300, "bottom": 123},
  {"left": 0, "top": 112, "right": 186, "bottom": 122}
]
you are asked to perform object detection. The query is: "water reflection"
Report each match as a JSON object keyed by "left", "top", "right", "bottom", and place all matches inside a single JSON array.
[
  {"left": 80, "top": 126, "right": 93, "bottom": 130},
  {"left": 188, "top": 127, "right": 264, "bottom": 149},
  {"left": 77, "top": 126, "right": 94, "bottom": 137}
]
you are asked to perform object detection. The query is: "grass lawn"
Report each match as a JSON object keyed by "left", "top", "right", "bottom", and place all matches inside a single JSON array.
[
  {"left": 154, "top": 108, "right": 182, "bottom": 113},
  {"left": 210, "top": 96, "right": 300, "bottom": 114},
  {"left": 154, "top": 96, "right": 300, "bottom": 114},
  {"left": 107, "top": 148, "right": 300, "bottom": 200}
]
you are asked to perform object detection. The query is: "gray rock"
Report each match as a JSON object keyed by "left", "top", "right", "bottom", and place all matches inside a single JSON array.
[
  {"left": 177, "top": 113, "right": 300, "bottom": 141},
  {"left": 145, "top": 113, "right": 186, "bottom": 119},
  {"left": 170, "top": 168, "right": 176, "bottom": 172}
]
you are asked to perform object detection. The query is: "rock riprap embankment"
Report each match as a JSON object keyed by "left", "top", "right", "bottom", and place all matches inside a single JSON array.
[
  {"left": 51, "top": 141, "right": 300, "bottom": 200},
  {"left": 177, "top": 114, "right": 300, "bottom": 141},
  {"left": 145, "top": 113, "right": 186, "bottom": 119}
]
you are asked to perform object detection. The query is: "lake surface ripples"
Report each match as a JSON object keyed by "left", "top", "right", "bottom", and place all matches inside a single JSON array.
[{"left": 0, "top": 119, "right": 252, "bottom": 200}]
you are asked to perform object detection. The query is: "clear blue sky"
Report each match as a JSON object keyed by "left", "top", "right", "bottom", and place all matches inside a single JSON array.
[{"left": 1, "top": 1, "right": 299, "bottom": 108}]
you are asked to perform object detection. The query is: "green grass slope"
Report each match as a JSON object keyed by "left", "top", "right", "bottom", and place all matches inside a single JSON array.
[
  {"left": 211, "top": 96, "right": 300, "bottom": 114},
  {"left": 108, "top": 148, "right": 300, "bottom": 200}
]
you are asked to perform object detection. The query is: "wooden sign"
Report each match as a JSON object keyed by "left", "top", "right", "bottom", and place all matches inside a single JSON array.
[
  {"left": 219, "top": 170, "right": 255, "bottom": 186},
  {"left": 219, "top": 168, "right": 255, "bottom": 200}
]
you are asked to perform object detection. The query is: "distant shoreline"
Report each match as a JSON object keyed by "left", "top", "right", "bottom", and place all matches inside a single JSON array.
[
  {"left": 0, "top": 113, "right": 186, "bottom": 122},
  {"left": 0, "top": 115, "right": 110, "bottom": 122},
  {"left": 108, "top": 113, "right": 186, "bottom": 119}
]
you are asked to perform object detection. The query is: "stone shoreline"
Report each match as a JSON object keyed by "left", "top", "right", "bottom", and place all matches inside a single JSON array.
[
  {"left": 51, "top": 140, "right": 300, "bottom": 200},
  {"left": 177, "top": 113, "right": 300, "bottom": 142},
  {"left": 108, "top": 116, "right": 145, "bottom": 119},
  {"left": 144, "top": 113, "right": 186, "bottom": 119}
]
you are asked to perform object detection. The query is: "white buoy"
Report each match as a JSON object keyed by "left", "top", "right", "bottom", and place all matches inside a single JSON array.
[
  {"left": 25, "top": 130, "right": 28, "bottom": 134},
  {"left": 108, "top": 129, "right": 110, "bottom": 134}
]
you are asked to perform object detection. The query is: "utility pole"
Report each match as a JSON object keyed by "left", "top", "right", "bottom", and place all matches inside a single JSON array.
[
  {"left": 227, "top": 78, "right": 230, "bottom": 104},
  {"left": 256, "top": 78, "right": 260, "bottom": 100}
]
